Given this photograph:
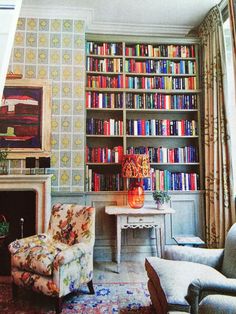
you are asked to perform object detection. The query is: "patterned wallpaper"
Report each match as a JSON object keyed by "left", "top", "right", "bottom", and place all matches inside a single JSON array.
[{"left": 8, "top": 17, "right": 85, "bottom": 192}]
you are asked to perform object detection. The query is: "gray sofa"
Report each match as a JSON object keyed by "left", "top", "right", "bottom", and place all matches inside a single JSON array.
[{"left": 145, "top": 223, "right": 236, "bottom": 313}]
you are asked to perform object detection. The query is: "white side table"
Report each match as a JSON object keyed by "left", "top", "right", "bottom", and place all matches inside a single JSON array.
[{"left": 105, "top": 205, "right": 175, "bottom": 273}]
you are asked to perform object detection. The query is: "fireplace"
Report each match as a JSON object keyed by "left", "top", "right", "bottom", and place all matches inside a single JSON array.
[
  {"left": 0, "top": 174, "right": 52, "bottom": 233},
  {"left": 0, "top": 175, "right": 52, "bottom": 275}
]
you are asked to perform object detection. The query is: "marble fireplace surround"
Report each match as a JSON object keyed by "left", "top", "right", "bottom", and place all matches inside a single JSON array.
[{"left": 0, "top": 175, "right": 52, "bottom": 233}]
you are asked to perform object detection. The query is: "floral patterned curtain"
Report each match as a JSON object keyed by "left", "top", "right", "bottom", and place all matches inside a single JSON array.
[{"left": 198, "top": 6, "right": 235, "bottom": 248}]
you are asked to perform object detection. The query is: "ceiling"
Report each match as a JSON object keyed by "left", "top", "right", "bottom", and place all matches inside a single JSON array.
[{"left": 21, "top": 0, "right": 222, "bottom": 36}]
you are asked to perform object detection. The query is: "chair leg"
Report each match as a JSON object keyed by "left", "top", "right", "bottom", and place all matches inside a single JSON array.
[
  {"left": 12, "top": 282, "right": 18, "bottom": 299},
  {"left": 87, "top": 279, "right": 95, "bottom": 294},
  {"left": 55, "top": 296, "right": 63, "bottom": 314}
]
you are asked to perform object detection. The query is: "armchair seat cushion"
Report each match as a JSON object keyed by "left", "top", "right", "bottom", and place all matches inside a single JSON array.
[
  {"left": 145, "top": 257, "right": 226, "bottom": 310},
  {"left": 199, "top": 294, "right": 236, "bottom": 314},
  {"left": 10, "top": 234, "right": 68, "bottom": 276}
]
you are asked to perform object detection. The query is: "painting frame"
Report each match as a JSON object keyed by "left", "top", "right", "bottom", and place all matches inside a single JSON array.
[{"left": 0, "top": 79, "right": 51, "bottom": 159}]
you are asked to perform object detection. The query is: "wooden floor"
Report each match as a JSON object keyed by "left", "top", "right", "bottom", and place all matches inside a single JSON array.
[
  {"left": 0, "top": 261, "right": 147, "bottom": 283},
  {"left": 0, "top": 260, "right": 148, "bottom": 284},
  {"left": 94, "top": 260, "right": 148, "bottom": 283}
]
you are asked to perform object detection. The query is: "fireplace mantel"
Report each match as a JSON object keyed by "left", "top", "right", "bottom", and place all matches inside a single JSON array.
[{"left": 0, "top": 174, "right": 52, "bottom": 233}]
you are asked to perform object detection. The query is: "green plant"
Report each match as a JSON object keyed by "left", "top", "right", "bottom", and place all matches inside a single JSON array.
[
  {"left": 152, "top": 190, "right": 171, "bottom": 205},
  {"left": 0, "top": 215, "right": 9, "bottom": 237},
  {"left": 0, "top": 148, "right": 8, "bottom": 163}
]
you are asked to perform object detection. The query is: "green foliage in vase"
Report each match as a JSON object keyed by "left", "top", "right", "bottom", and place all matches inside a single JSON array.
[
  {"left": 152, "top": 190, "right": 171, "bottom": 204},
  {"left": 0, "top": 148, "right": 8, "bottom": 163}
]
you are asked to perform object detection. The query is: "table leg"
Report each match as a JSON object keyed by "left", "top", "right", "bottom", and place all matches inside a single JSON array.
[
  {"left": 116, "top": 216, "right": 121, "bottom": 273},
  {"left": 154, "top": 227, "right": 160, "bottom": 257},
  {"left": 159, "top": 225, "right": 164, "bottom": 257}
]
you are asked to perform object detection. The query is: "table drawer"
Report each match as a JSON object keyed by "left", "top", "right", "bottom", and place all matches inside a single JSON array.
[{"left": 127, "top": 215, "right": 155, "bottom": 224}]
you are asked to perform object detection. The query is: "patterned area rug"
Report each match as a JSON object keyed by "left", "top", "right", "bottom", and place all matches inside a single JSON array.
[{"left": 0, "top": 282, "right": 153, "bottom": 313}]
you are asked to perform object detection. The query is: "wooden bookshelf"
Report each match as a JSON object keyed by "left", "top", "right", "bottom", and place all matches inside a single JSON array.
[{"left": 85, "top": 37, "right": 202, "bottom": 193}]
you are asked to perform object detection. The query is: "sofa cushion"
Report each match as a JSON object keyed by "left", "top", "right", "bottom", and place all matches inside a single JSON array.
[
  {"left": 222, "top": 223, "right": 236, "bottom": 278},
  {"left": 145, "top": 257, "right": 226, "bottom": 308},
  {"left": 11, "top": 234, "right": 68, "bottom": 276},
  {"left": 199, "top": 294, "right": 236, "bottom": 314}
]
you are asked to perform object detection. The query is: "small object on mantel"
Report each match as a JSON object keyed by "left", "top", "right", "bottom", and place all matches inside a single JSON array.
[{"left": 6, "top": 72, "right": 23, "bottom": 79}]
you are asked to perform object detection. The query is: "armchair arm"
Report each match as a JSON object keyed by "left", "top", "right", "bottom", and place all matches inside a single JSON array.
[
  {"left": 8, "top": 233, "right": 49, "bottom": 254},
  {"left": 186, "top": 278, "right": 236, "bottom": 314},
  {"left": 164, "top": 245, "right": 224, "bottom": 268},
  {"left": 54, "top": 242, "right": 93, "bottom": 266}
]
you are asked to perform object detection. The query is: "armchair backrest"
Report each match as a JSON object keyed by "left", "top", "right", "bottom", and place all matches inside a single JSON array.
[
  {"left": 47, "top": 203, "right": 95, "bottom": 246},
  {"left": 222, "top": 223, "right": 236, "bottom": 278}
]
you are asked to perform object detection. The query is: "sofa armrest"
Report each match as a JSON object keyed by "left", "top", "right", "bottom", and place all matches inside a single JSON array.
[
  {"left": 8, "top": 233, "right": 49, "bottom": 254},
  {"left": 54, "top": 242, "right": 92, "bottom": 266},
  {"left": 164, "top": 245, "right": 224, "bottom": 268},
  {"left": 186, "top": 278, "right": 236, "bottom": 314}
]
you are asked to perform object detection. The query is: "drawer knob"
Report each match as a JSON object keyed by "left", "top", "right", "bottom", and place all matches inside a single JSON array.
[{"left": 139, "top": 218, "right": 143, "bottom": 221}]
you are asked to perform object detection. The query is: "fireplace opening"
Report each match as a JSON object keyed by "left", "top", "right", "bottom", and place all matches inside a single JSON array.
[{"left": 0, "top": 191, "right": 36, "bottom": 275}]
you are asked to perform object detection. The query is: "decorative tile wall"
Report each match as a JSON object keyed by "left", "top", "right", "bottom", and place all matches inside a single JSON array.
[{"left": 8, "top": 17, "right": 85, "bottom": 192}]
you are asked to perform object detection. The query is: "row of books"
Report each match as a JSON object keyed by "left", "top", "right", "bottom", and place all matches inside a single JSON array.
[
  {"left": 86, "top": 92, "right": 123, "bottom": 108},
  {"left": 86, "top": 168, "right": 199, "bottom": 191},
  {"left": 87, "top": 75, "right": 123, "bottom": 88},
  {"left": 126, "top": 119, "right": 197, "bottom": 136},
  {"left": 126, "top": 145, "right": 198, "bottom": 163},
  {"left": 86, "top": 42, "right": 123, "bottom": 56},
  {"left": 86, "top": 118, "right": 123, "bottom": 135},
  {"left": 143, "top": 169, "right": 199, "bottom": 191},
  {"left": 85, "top": 92, "right": 197, "bottom": 110},
  {"left": 86, "top": 146, "right": 124, "bottom": 163},
  {"left": 86, "top": 42, "right": 196, "bottom": 59},
  {"left": 125, "top": 59, "right": 196, "bottom": 75},
  {"left": 125, "top": 76, "right": 197, "bottom": 90},
  {"left": 87, "top": 57, "right": 123, "bottom": 73},
  {"left": 125, "top": 44, "right": 195, "bottom": 58},
  {"left": 126, "top": 93, "right": 197, "bottom": 109},
  {"left": 86, "top": 168, "right": 124, "bottom": 191}
]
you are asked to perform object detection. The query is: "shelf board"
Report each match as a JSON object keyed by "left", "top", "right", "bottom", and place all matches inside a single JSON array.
[
  {"left": 150, "top": 162, "right": 200, "bottom": 165},
  {"left": 87, "top": 54, "right": 123, "bottom": 59},
  {"left": 87, "top": 71, "right": 123, "bottom": 75},
  {"left": 125, "top": 109, "right": 199, "bottom": 112},
  {"left": 125, "top": 72, "right": 197, "bottom": 77},
  {"left": 125, "top": 56, "right": 196, "bottom": 61},
  {"left": 124, "top": 89, "right": 201, "bottom": 94},
  {"left": 87, "top": 107, "right": 123, "bottom": 111},
  {"left": 86, "top": 87, "right": 202, "bottom": 94},
  {"left": 86, "top": 162, "right": 122, "bottom": 165},
  {"left": 86, "top": 55, "right": 196, "bottom": 61},
  {"left": 126, "top": 135, "right": 199, "bottom": 138},
  {"left": 86, "top": 135, "right": 123, "bottom": 137},
  {"left": 86, "top": 87, "right": 124, "bottom": 92}
]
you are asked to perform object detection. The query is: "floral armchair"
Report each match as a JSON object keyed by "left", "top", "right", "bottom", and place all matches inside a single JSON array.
[{"left": 8, "top": 203, "right": 95, "bottom": 313}]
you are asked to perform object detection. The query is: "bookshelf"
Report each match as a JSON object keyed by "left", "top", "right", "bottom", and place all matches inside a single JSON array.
[{"left": 85, "top": 37, "right": 202, "bottom": 193}]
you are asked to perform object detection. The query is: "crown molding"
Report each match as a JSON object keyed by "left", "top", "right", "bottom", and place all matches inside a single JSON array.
[
  {"left": 86, "top": 21, "right": 194, "bottom": 37},
  {"left": 20, "top": 4, "right": 194, "bottom": 37}
]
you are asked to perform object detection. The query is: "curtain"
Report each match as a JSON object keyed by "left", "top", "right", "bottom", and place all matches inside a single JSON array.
[
  {"left": 228, "top": 0, "right": 236, "bottom": 77},
  {"left": 198, "top": 6, "right": 235, "bottom": 248}
]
